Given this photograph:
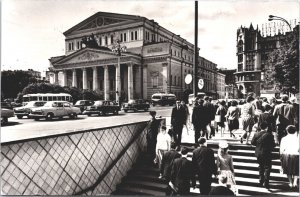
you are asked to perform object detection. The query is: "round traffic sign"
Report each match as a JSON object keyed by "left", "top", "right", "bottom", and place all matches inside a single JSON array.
[
  {"left": 185, "top": 74, "right": 192, "bottom": 84},
  {"left": 198, "top": 79, "right": 204, "bottom": 89}
]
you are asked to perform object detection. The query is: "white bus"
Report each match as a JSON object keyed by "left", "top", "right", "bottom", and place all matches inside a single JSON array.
[
  {"left": 22, "top": 93, "right": 73, "bottom": 106},
  {"left": 188, "top": 92, "right": 206, "bottom": 105}
]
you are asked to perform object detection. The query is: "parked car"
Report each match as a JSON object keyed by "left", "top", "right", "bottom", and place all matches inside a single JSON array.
[
  {"left": 29, "top": 101, "right": 81, "bottom": 121},
  {"left": 1, "top": 102, "right": 14, "bottom": 124},
  {"left": 122, "top": 99, "right": 150, "bottom": 112},
  {"left": 151, "top": 93, "right": 176, "bottom": 106},
  {"left": 74, "top": 100, "right": 94, "bottom": 113},
  {"left": 14, "top": 101, "right": 46, "bottom": 119},
  {"left": 83, "top": 100, "right": 120, "bottom": 116}
]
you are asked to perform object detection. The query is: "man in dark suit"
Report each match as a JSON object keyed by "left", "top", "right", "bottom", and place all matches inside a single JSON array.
[
  {"left": 159, "top": 143, "right": 181, "bottom": 181},
  {"left": 192, "top": 137, "right": 217, "bottom": 195},
  {"left": 147, "top": 111, "right": 161, "bottom": 163},
  {"left": 192, "top": 99, "right": 207, "bottom": 144},
  {"left": 170, "top": 147, "right": 195, "bottom": 195},
  {"left": 171, "top": 100, "right": 187, "bottom": 150},
  {"left": 209, "top": 175, "right": 234, "bottom": 195},
  {"left": 251, "top": 121, "right": 276, "bottom": 189}
]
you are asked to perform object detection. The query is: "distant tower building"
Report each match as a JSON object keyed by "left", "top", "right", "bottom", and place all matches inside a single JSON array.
[{"left": 235, "top": 22, "right": 297, "bottom": 98}]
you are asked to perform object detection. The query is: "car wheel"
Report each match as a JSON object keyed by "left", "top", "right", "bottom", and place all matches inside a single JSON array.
[
  {"left": 87, "top": 114, "right": 91, "bottom": 117},
  {"left": 124, "top": 110, "right": 128, "bottom": 113},
  {"left": 114, "top": 110, "right": 119, "bottom": 115},
  {"left": 2, "top": 117, "right": 8, "bottom": 124},
  {"left": 17, "top": 115, "right": 23, "bottom": 119},
  {"left": 46, "top": 113, "right": 54, "bottom": 121},
  {"left": 34, "top": 118, "right": 39, "bottom": 121},
  {"left": 144, "top": 108, "right": 148, "bottom": 111}
]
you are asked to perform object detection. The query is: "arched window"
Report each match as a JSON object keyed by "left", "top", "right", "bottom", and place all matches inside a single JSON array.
[{"left": 238, "top": 40, "right": 243, "bottom": 53}]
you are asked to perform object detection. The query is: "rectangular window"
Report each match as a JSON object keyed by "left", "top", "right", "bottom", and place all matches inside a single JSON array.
[
  {"left": 135, "top": 31, "right": 138, "bottom": 40},
  {"left": 131, "top": 32, "right": 134, "bottom": 40},
  {"left": 77, "top": 41, "right": 80, "bottom": 49},
  {"left": 120, "top": 34, "right": 123, "bottom": 42},
  {"left": 68, "top": 43, "right": 72, "bottom": 51},
  {"left": 111, "top": 35, "right": 114, "bottom": 44},
  {"left": 99, "top": 37, "right": 102, "bottom": 46},
  {"left": 152, "top": 77, "right": 158, "bottom": 88},
  {"left": 105, "top": 36, "right": 108, "bottom": 45},
  {"left": 124, "top": 33, "right": 127, "bottom": 42},
  {"left": 71, "top": 42, "right": 74, "bottom": 50}
]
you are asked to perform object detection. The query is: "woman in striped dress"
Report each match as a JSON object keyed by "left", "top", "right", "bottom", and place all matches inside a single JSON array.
[{"left": 240, "top": 96, "right": 255, "bottom": 144}]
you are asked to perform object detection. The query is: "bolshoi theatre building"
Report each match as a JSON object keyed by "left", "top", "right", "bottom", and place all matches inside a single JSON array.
[{"left": 49, "top": 12, "right": 225, "bottom": 101}]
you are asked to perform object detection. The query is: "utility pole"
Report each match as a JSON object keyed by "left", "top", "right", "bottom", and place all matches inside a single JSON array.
[{"left": 193, "top": 1, "right": 198, "bottom": 97}]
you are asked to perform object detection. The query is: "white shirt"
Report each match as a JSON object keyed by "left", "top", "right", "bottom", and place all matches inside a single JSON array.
[
  {"left": 280, "top": 133, "right": 299, "bottom": 155},
  {"left": 156, "top": 132, "right": 171, "bottom": 153}
]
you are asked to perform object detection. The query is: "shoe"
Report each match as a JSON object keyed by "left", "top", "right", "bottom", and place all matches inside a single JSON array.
[
  {"left": 158, "top": 174, "right": 163, "bottom": 179},
  {"left": 289, "top": 183, "right": 293, "bottom": 188},
  {"left": 259, "top": 179, "right": 264, "bottom": 186},
  {"left": 175, "top": 146, "right": 181, "bottom": 151}
]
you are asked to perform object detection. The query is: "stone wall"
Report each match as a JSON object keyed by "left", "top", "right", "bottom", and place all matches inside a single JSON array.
[{"left": 1, "top": 120, "right": 164, "bottom": 195}]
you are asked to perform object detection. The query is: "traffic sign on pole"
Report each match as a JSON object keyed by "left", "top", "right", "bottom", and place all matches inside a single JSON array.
[{"left": 198, "top": 79, "right": 204, "bottom": 90}]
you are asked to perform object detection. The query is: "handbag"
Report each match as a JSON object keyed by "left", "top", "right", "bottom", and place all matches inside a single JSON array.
[{"left": 215, "top": 115, "right": 221, "bottom": 122}]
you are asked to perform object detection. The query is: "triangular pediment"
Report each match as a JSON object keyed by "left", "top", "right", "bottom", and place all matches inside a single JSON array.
[
  {"left": 64, "top": 12, "right": 142, "bottom": 35},
  {"left": 55, "top": 48, "right": 118, "bottom": 65}
]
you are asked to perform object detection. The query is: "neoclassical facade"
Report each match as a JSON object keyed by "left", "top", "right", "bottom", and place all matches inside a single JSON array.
[{"left": 49, "top": 11, "right": 222, "bottom": 101}]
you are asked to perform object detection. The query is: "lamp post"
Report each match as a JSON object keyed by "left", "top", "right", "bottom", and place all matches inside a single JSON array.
[
  {"left": 268, "top": 15, "right": 292, "bottom": 31},
  {"left": 112, "top": 39, "right": 126, "bottom": 105}
]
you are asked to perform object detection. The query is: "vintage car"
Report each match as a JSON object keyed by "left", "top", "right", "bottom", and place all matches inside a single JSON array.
[
  {"left": 29, "top": 101, "right": 81, "bottom": 121},
  {"left": 122, "top": 99, "right": 150, "bottom": 112},
  {"left": 83, "top": 100, "right": 120, "bottom": 116},
  {"left": 1, "top": 102, "right": 14, "bottom": 124},
  {"left": 14, "top": 101, "right": 46, "bottom": 119},
  {"left": 151, "top": 93, "right": 176, "bottom": 106},
  {"left": 74, "top": 100, "right": 94, "bottom": 113}
]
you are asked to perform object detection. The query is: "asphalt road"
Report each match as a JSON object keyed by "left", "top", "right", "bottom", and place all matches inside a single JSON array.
[{"left": 1, "top": 106, "right": 174, "bottom": 143}]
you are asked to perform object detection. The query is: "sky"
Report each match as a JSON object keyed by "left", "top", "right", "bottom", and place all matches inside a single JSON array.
[{"left": 1, "top": 0, "right": 299, "bottom": 75}]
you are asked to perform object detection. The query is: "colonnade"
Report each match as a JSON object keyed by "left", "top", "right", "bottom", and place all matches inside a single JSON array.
[{"left": 52, "top": 62, "right": 144, "bottom": 101}]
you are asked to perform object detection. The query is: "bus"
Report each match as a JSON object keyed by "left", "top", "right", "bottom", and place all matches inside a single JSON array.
[
  {"left": 188, "top": 92, "right": 206, "bottom": 106},
  {"left": 151, "top": 93, "right": 177, "bottom": 106},
  {"left": 22, "top": 93, "right": 73, "bottom": 106}
]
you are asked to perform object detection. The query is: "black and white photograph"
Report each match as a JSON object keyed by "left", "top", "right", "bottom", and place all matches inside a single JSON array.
[{"left": 1, "top": 0, "right": 299, "bottom": 196}]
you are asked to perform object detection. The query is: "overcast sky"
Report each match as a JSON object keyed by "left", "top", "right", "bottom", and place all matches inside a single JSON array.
[{"left": 1, "top": 0, "right": 299, "bottom": 74}]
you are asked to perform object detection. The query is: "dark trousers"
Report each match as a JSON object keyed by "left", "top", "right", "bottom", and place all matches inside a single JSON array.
[
  {"left": 173, "top": 125, "right": 183, "bottom": 147},
  {"left": 147, "top": 138, "right": 157, "bottom": 161},
  {"left": 257, "top": 155, "right": 272, "bottom": 185},
  {"left": 194, "top": 125, "right": 205, "bottom": 144},
  {"left": 199, "top": 175, "right": 212, "bottom": 195}
]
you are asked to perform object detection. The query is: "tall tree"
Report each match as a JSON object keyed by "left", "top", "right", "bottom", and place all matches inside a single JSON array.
[
  {"left": 1, "top": 70, "right": 38, "bottom": 99},
  {"left": 266, "top": 26, "right": 299, "bottom": 94}
]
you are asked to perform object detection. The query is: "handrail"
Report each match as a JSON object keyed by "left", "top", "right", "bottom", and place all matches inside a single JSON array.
[{"left": 74, "top": 119, "right": 160, "bottom": 195}]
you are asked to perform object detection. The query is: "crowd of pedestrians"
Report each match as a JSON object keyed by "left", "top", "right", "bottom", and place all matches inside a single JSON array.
[{"left": 145, "top": 93, "right": 299, "bottom": 195}]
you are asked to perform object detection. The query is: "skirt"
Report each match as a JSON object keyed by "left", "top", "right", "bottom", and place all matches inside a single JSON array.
[
  {"left": 219, "top": 170, "right": 237, "bottom": 194},
  {"left": 242, "top": 117, "right": 254, "bottom": 132},
  {"left": 228, "top": 119, "right": 239, "bottom": 131},
  {"left": 281, "top": 154, "right": 299, "bottom": 175}
]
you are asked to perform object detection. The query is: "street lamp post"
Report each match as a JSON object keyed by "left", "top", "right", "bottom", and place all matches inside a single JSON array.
[
  {"left": 112, "top": 39, "right": 126, "bottom": 105},
  {"left": 268, "top": 15, "right": 292, "bottom": 31}
]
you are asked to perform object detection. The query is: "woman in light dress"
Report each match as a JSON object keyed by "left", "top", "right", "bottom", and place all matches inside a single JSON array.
[
  {"left": 280, "top": 125, "right": 299, "bottom": 188},
  {"left": 217, "top": 141, "right": 237, "bottom": 194}
]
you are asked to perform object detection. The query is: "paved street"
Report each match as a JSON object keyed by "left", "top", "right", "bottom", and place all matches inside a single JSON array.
[
  {"left": 1, "top": 105, "right": 246, "bottom": 144},
  {"left": 1, "top": 106, "right": 173, "bottom": 143}
]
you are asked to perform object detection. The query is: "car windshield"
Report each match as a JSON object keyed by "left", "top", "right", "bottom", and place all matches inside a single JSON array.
[
  {"left": 152, "top": 96, "right": 161, "bottom": 99},
  {"left": 25, "top": 102, "right": 36, "bottom": 107},
  {"left": 128, "top": 100, "right": 136, "bottom": 104},
  {"left": 44, "top": 102, "right": 55, "bottom": 107},
  {"left": 75, "top": 101, "right": 85, "bottom": 105},
  {"left": 94, "top": 101, "right": 104, "bottom": 105}
]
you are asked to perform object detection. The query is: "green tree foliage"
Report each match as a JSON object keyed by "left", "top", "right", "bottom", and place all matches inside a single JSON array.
[
  {"left": 266, "top": 26, "right": 299, "bottom": 94},
  {"left": 1, "top": 70, "right": 38, "bottom": 99}
]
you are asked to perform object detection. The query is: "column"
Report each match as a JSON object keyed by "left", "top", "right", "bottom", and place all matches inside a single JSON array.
[
  {"left": 93, "top": 67, "right": 99, "bottom": 91},
  {"left": 53, "top": 71, "right": 59, "bottom": 85},
  {"left": 162, "top": 63, "right": 168, "bottom": 93},
  {"left": 82, "top": 68, "right": 87, "bottom": 89},
  {"left": 62, "top": 70, "right": 67, "bottom": 86},
  {"left": 143, "top": 65, "right": 148, "bottom": 99},
  {"left": 104, "top": 65, "right": 110, "bottom": 100},
  {"left": 115, "top": 57, "right": 121, "bottom": 103},
  {"left": 72, "top": 69, "right": 77, "bottom": 87},
  {"left": 128, "top": 63, "right": 133, "bottom": 100}
]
